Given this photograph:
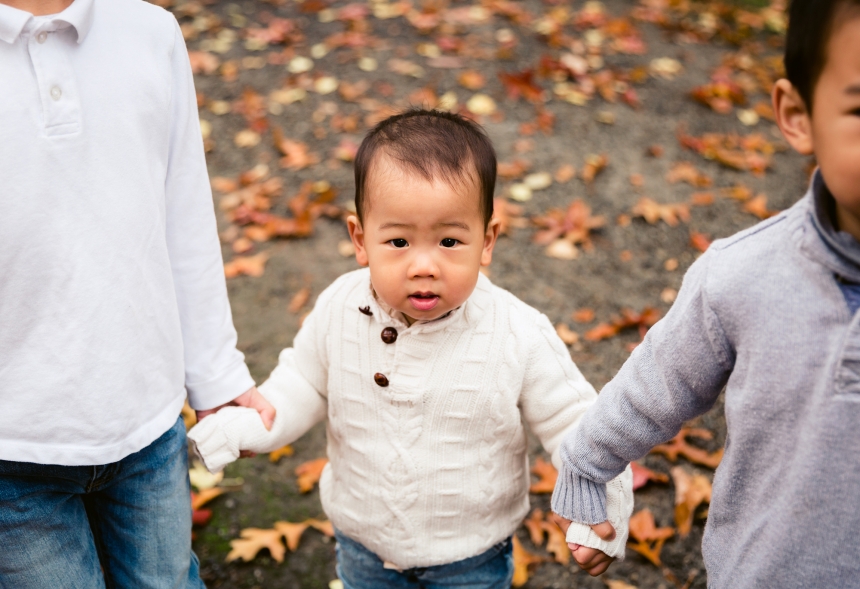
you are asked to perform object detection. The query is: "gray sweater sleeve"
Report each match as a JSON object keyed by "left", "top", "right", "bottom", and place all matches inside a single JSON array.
[{"left": 552, "top": 251, "right": 735, "bottom": 524}]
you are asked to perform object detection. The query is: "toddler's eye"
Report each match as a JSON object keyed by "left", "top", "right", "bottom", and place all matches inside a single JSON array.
[
  {"left": 440, "top": 238, "right": 459, "bottom": 248},
  {"left": 389, "top": 239, "right": 408, "bottom": 248}
]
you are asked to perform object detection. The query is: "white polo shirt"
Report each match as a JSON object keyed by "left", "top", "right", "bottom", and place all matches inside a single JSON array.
[{"left": 0, "top": 0, "right": 254, "bottom": 465}]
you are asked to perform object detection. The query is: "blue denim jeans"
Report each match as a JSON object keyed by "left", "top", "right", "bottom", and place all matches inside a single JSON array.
[
  {"left": 335, "top": 529, "right": 514, "bottom": 589},
  {"left": 0, "top": 416, "right": 205, "bottom": 589}
]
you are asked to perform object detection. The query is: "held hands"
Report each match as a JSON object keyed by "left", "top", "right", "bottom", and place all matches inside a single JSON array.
[
  {"left": 196, "top": 386, "right": 276, "bottom": 457},
  {"left": 550, "top": 513, "right": 616, "bottom": 577}
]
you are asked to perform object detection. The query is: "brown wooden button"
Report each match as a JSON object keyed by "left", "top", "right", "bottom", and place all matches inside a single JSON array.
[
  {"left": 381, "top": 327, "right": 398, "bottom": 344},
  {"left": 374, "top": 373, "right": 389, "bottom": 387}
]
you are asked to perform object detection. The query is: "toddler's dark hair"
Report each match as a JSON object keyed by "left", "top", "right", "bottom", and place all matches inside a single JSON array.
[
  {"left": 354, "top": 109, "right": 496, "bottom": 227},
  {"left": 785, "top": 0, "right": 860, "bottom": 110}
]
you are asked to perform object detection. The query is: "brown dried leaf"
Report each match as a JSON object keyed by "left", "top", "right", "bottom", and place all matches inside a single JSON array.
[
  {"left": 458, "top": 70, "right": 486, "bottom": 90},
  {"left": 630, "top": 462, "right": 669, "bottom": 491},
  {"left": 572, "top": 308, "right": 595, "bottom": 323},
  {"left": 555, "top": 324, "right": 580, "bottom": 346},
  {"left": 665, "top": 162, "right": 712, "bottom": 187},
  {"left": 670, "top": 466, "right": 712, "bottom": 537},
  {"left": 581, "top": 154, "right": 609, "bottom": 184},
  {"left": 529, "top": 457, "right": 557, "bottom": 494},
  {"left": 532, "top": 200, "right": 605, "bottom": 248},
  {"left": 554, "top": 164, "right": 576, "bottom": 183},
  {"left": 273, "top": 521, "right": 309, "bottom": 551},
  {"left": 512, "top": 536, "right": 546, "bottom": 587},
  {"left": 492, "top": 198, "right": 527, "bottom": 236},
  {"left": 631, "top": 197, "right": 690, "bottom": 227},
  {"left": 742, "top": 194, "right": 776, "bottom": 219},
  {"left": 627, "top": 509, "right": 675, "bottom": 566},
  {"left": 650, "top": 427, "right": 724, "bottom": 469},
  {"left": 288, "top": 287, "right": 311, "bottom": 313},
  {"left": 524, "top": 509, "right": 546, "bottom": 546},
  {"left": 224, "top": 252, "right": 270, "bottom": 279}
]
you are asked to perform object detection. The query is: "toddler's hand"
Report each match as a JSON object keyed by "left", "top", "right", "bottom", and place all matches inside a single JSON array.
[
  {"left": 196, "top": 386, "right": 275, "bottom": 457},
  {"left": 550, "top": 513, "right": 616, "bottom": 576}
]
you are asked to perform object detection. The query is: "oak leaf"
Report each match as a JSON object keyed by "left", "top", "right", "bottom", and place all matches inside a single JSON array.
[
  {"left": 512, "top": 536, "right": 546, "bottom": 587},
  {"left": 529, "top": 457, "right": 558, "bottom": 494},
  {"left": 295, "top": 457, "right": 328, "bottom": 493},
  {"left": 274, "top": 521, "right": 310, "bottom": 551},
  {"left": 226, "top": 528, "right": 287, "bottom": 563},
  {"left": 627, "top": 509, "right": 674, "bottom": 567},
  {"left": 670, "top": 466, "right": 712, "bottom": 537},
  {"left": 650, "top": 427, "right": 723, "bottom": 469}
]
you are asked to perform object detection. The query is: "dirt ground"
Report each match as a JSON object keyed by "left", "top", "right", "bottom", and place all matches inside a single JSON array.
[{"left": 181, "top": 0, "right": 809, "bottom": 587}]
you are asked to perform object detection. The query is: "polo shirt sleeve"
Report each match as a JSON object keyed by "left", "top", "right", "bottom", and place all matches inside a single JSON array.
[{"left": 163, "top": 17, "right": 254, "bottom": 410}]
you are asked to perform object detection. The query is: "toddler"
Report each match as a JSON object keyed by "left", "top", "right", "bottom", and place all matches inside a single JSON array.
[
  {"left": 189, "top": 110, "right": 633, "bottom": 587},
  {"left": 551, "top": 1, "right": 860, "bottom": 587}
]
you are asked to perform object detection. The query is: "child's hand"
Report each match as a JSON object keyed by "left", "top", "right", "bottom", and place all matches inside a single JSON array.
[
  {"left": 196, "top": 386, "right": 276, "bottom": 456},
  {"left": 550, "top": 513, "right": 616, "bottom": 576}
]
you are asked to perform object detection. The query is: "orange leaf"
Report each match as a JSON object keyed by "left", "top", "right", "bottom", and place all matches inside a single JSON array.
[
  {"left": 226, "top": 528, "right": 287, "bottom": 563},
  {"left": 224, "top": 252, "right": 270, "bottom": 279},
  {"left": 498, "top": 69, "right": 545, "bottom": 103},
  {"left": 511, "top": 536, "right": 546, "bottom": 587},
  {"left": 532, "top": 199, "right": 605, "bottom": 249},
  {"left": 627, "top": 509, "right": 675, "bottom": 566},
  {"left": 268, "top": 445, "right": 294, "bottom": 463},
  {"left": 295, "top": 457, "right": 328, "bottom": 493},
  {"left": 191, "top": 488, "right": 226, "bottom": 511},
  {"left": 631, "top": 197, "right": 690, "bottom": 227},
  {"left": 457, "top": 70, "right": 486, "bottom": 90},
  {"left": 523, "top": 509, "right": 546, "bottom": 546},
  {"left": 572, "top": 308, "right": 595, "bottom": 323},
  {"left": 288, "top": 287, "right": 311, "bottom": 313},
  {"left": 529, "top": 457, "right": 558, "bottom": 494},
  {"left": 541, "top": 519, "right": 570, "bottom": 565},
  {"left": 273, "top": 521, "right": 310, "bottom": 551},
  {"left": 742, "top": 194, "right": 775, "bottom": 219},
  {"left": 307, "top": 518, "right": 335, "bottom": 537},
  {"left": 670, "top": 466, "right": 712, "bottom": 537},
  {"left": 584, "top": 323, "right": 619, "bottom": 342},
  {"left": 650, "top": 427, "right": 723, "bottom": 469},
  {"left": 492, "top": 198, "right": 527, "bottom": 236},
  {"left": 689, "top": 232, "right": 712, "bottom": 253},
  {"left": 581, "top": 154, "right": 609, "bottom": 184}
]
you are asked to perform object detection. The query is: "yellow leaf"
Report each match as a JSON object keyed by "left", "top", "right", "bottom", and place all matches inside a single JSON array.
[
  {"left": 274, "top": 521, "right": 309, "bottom": 551},
  {"left": 189, "top": 461, "right": 223, "bottom": 491},
  {"left": 511, "top": 536, "right": 545, "bottom": 587},
  {"left": 295, "top": 457, "right": 328, "bottom": 493},
  {"left": 269, "top": 445, "right": 294, "bottom": 463},
  {"left": 226, "top": 528, "right": 286, "bottom": 563}
]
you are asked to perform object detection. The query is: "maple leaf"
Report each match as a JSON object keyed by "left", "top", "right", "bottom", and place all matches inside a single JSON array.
[
  {"left": 226, "top": 528, "right": 287, "bottom": 563},
  {"left": 650, "top": 427, "right": 724, "bottom": 469},
  {"left": 630, "top": 461, "right": 669, "bottom": 491},
  {"left": 295, "top": 457, "right": 328, "bottom": 493},
  {"left": 511, "top": 536, "right": 546, "bottom": 587},
  {"left": 631, "top": 197, "right": 691, "bottom": 227},
  {"left": 627, "top": 509, "right": 675, "bottom": 567},
  {"left": 671, "top": 466, "right": 712, "bottom": 537},
  {"left": 269, "top": 445, "right": 294, "bottom": 463},
  {"left": 532, "top": 199, "right": 606, "bottom": 249},
  {"left": 224, "top": 252, "right": 270, "bottom": 279},
  {"left": 529, "top": 457, "right": 558, "bottom": 494},
  {"left": 499, "top": 70, "right": 545, "bottom": 103}
]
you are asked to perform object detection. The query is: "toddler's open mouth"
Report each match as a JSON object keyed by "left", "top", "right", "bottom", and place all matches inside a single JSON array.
[{"left": 408, "top": 292, "right": 439, "bottom": 311}]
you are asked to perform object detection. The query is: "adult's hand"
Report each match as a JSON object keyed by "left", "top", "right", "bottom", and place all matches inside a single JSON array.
[{"left": 550, "top": 513, "right": 616, "bottom": 577}]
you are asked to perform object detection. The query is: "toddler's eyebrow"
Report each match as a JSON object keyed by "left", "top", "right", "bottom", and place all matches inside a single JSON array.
[{"left": 378, "top": 221, "right": 471, "bottom": 230}]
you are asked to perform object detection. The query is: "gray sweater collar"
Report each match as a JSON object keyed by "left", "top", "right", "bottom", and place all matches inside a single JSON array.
[{"left": 803, "top": 171, "right": 860, "bottom": 282}]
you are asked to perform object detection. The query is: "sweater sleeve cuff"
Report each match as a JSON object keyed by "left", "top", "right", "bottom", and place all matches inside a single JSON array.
[
  {"left": 551, "top": 470, "right": 608, "bottom": 525},
  {"left": 186, "top": 360, "right": 255, "bottom": 411},
  {"left": 186, "top": 414, "right": 239, "bottom": 474}
]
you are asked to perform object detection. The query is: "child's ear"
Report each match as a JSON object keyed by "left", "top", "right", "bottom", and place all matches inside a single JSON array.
[
  {"left": 347, "top": 215, "right": 369, "bottom": 266},
  {"left": 773, "top": 79, "right": 814, "bottom": 155},
  {"left": 480, "top": 217, "right": 501, "bottom": 267}
]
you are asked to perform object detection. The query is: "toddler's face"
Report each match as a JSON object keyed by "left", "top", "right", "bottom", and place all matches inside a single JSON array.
[
  {"left": 809, "top": 14, "right": 860, "bottom": 230},
  {"left": 348, "top": 157, "right": 499, "bottom": 325}
]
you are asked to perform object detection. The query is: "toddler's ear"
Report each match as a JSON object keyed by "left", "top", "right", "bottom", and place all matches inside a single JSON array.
[
  {"left": 480, "top": 218, "right": 501, "bottom": 267},
  {"left": 772, "top": 79, "right": 814, "bottom": 156},
  {"left": 347, "top": 215, "right": 369, "bottom": 266}
]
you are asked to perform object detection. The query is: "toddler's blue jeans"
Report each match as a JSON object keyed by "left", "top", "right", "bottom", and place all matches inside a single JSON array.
[
  {"left": 0, "top": 416, "right": 205, "bottom": 589},
  {"left": 335, "top": 529, "right": 514, "bottom": 589}
]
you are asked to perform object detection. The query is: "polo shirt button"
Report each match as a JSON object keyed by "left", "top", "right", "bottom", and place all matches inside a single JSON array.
[
  {"left": 374, "top": 373, "right": 389, "bottom": 387},
  {"left": 50, "top": 86, "right": 62, "bottom": 101},
  {"left": 37, "top": 32, "right": 47, "bottom": 44},
  {"left": 381, "top": 327, "right": 397, "bottom": 344}
]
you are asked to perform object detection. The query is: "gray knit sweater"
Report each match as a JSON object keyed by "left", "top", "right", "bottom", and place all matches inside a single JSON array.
[{"left": 552, "top": 172, "right": 860, "bottom": 588}]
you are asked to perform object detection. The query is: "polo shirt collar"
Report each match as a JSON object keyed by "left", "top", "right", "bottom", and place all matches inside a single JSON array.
[{"left": 0, "top": 0, "right": 94, "bottom": 45}]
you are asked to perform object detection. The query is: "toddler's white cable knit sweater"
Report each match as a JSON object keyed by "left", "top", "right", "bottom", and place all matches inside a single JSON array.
[{"left": 189, "top": 269, "right": 633, "bottom": 568}]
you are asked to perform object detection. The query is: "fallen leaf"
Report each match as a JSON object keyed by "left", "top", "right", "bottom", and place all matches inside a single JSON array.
[
  {"left": 295, "top": 457, "right": 328, "bottom": 493},
  {"left": 523, "top": 509, "right": 546, "bottom": 546},
  {"left": 581, "top": 154, "right": 609, "bottom": 184},
  {"left": 650, "top": 57, "right": 683, "bottom": 79},
  {"left": 572, "top": 308, "right": 595, "bottom": 323},
  {"left": 191, "top": 487, "right": 226, "bottom": 511},
  {"left": 273, "top": 521, "right": 310, "bottom": 551},
  {"left": 650, "top": 427, "right": 724, "bottom": 469},
  {"left": 493, "top": 198, "right": 527, "bottom": 236},
  {"left": 665, "top": 162, "right": 712, "bottom": 187},
  {"left": 584, "top": 307, "right": 661, "bottom": 342},
  {"left": 457, "top": 70, "right": 486, "bottom": 90},
  {"left": 307, "top": 518, "right": 335, "bottom": 537},
  {"left": 269, "top": 445, "right": 295, "bottom": 462},
  {"left": 226, "top": 528, "right": 287, "bottom": 563},
  {"left": 182, "top": 401, "right": 197, "bottom": 430},
  {"left": 466, "top": 93, "right": 497, "bottom": 115},
  {"left": 545, "top": 238, "right": 578, "bottom": 260},
  {"left": 498, "top": 159, "right": 531, "bottom": 180},
  {"left": 555, "top": 324, "right": 580, "bottom": 346},
  {"left": 631, "top": 197, "right": 690, "bottom": 227},
  {"left": 529, "top": 457, "right": 558, "bottom": 494},
  {"left": 189, "top": 460, "right": 224, "bottom": 491},
  {"left": 542, "top": 519, "right": 570, "bottom": 565},
  {"left": 512, "top": 536, "right": 546, "bottom": 587},
  {"left": 188, "top": 51, "right": 220, "bottom": 75},
  {"left": 499, "top": 69, "right": 545, "bottom": 103},
  {"left": 671, "top": 466, "right": 712, "bottom": 537},
  {"left": 533, "top": 200, "right": 605, "bottom": 249},
  {"left": 631, "top": 462, "right": 669, "bottom": 491},
  {"left": 224, "top": 252, "right": 270, "bottom": 279},
  {"left": 605, "top": 580, "right": 639, "bottom": 589},
  {"left": 742, "top": 194, "right": 776, "bottom": 219},
  {"left": 689, "top": 232, "right": 712, "bottom": 252},
  {"left": 554, "top": 164, "right": 576, "bottom": 183},
  {"left": 627, "top": 509, "right": 675, "bottom": 567},
  {"left": 288, "top": 287, "right": 311, "bottom": 313}
]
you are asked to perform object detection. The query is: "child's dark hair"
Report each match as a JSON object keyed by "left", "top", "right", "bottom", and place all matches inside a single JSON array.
[
  {"left": 354, "top": 109, "right": 496, "bottom": 227},
  {"left": 785, "top": 0, "right": 860, "bottom": 110}
]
